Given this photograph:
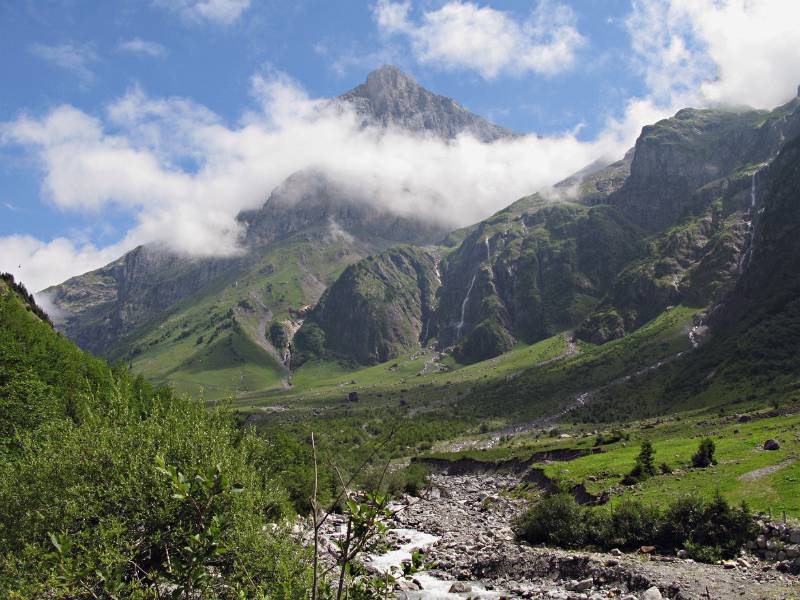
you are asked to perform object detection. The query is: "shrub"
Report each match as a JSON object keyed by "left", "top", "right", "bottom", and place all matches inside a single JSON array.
[
  {"left": 691, "top": 438, "right": 716, "bottom": 468},
  {"left": 514, "top": 492, "right": 587, "bottom": 548},
  {"left": 515, "top": 491, "right": 756, "bottom": 562}
]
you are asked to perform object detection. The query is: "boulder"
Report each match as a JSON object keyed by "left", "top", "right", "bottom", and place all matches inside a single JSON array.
[
  {"left": 566, "top": 578, "right": 594, "bottom": 592},
  {"left": 641, "top": 587, "right": 663, "bottom": 600},
  {"left": 764, "top": 439, "right": 780, "bottom": 450},
  {"left": 347, "top": 391, "right": 359, "bottom": 402},
  {"left": 448, "top": 581, "right": 472, "bottom": 593}
]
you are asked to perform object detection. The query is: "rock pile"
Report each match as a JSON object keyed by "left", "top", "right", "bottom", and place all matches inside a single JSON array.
[{"left": 748, "top": 519, "right": 800, "bottom": 574}]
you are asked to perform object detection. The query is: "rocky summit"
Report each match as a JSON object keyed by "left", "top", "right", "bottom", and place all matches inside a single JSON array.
[{"left": 338, "top": 64, "right": 516, "bottom": 142}]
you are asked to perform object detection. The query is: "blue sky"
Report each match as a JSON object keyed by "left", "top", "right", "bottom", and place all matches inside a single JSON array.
[{"left": 2, "top": 0, "right": 800, "bottom": 291}]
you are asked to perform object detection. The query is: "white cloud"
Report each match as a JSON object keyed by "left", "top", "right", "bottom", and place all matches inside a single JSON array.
[
  {"left": 627, "top": 0, "right": 800, "bottom": 109},
  {"left": 0, "top": 235, "right": 130, "bottom": 295},
  {"left": 372, "top": 0, "right": 585, "bottom": 79},
  {"left": 118, "top": 37, "right": 168, "bottom": 59},
  {"left": 153, "top": 0, "right": 252, "bottom": 26},
  {"left": 29, "top": 42, "right": 98, "bottom": 85},
  {"left": 1, "top": 70, "right": 648, "bottom": 291}
]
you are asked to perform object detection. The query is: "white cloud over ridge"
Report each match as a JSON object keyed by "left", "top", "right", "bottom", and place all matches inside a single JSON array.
[
  {"left": 373, "top": 0, "right": 585, "bottom": 79},
  {"left": 0, "top": 71, "right": 645, "bottom": 291},
  {"left": 153, "top": 0, "right": 252, "bottom": 26},
  {"left": 627, "top": 0, "right": 800, "bottom": 109},
  {"left": 5, "top": 0, "right": 800, "bottom": 293}
]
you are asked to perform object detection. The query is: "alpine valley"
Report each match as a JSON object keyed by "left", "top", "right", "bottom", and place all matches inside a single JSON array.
[{"left": 5, "top": 64, "right": 800, "bottom": 599}]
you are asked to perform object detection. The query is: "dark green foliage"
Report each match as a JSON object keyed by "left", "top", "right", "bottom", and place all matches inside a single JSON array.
[
  {"left": 453, "top": 318, "right": 516, "bottom": 364},
  {"left": 294, "top": 245, "right": 440, "bottom": 366},
  {"left": 384, "top": 463, "right": 430, "bottom": 497},
  {"left": 269, "top": 321, "right": 290, "bottom": 350},
  {"left": 692, "top": 438, "right": 717, "bottom": 468},
  {"left": 513, "top": 492, "right": 587, "bottom": 548},
  {"left": 516, "top": 491, "right": 755, "bottom": 560},
  {"left": 0, "top": 278, "right": 312, "bottom": 598}
]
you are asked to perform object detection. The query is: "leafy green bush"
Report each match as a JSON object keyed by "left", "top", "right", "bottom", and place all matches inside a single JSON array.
[
  {"left": 515, "top": 491, "right": 755, "bottom": 560},
  {"left": 514, "top": 492, "right": 587, "bottom": 548},
  {"left": 0, "top": 281, "right": 313, "bottom": 598}
]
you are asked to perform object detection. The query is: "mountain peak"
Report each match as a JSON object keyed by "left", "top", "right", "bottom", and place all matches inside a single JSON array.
[{"left": 338, "top": 66, "right": 515, "bottom": 142}]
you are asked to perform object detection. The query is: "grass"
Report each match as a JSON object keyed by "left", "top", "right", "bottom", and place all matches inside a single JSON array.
[
  {"left": 422, "top": 409, "right": 800, "bottom": 518},
  {"left": 114, "top": 234, "right": 361, "bottom": 399}
]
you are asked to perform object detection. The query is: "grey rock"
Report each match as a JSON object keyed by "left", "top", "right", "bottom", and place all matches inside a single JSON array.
[
  {"left": 764, "top": 439, "right": 780, "bottom": 450},
  {"left": 338, "top": 65, "right": 515, "bottom": 143},
  {"left": 565, "top": 578, "right": 594, "bottom": 592},
  {"left": 448, "top": 581, "right": 472, "bottom": 593},
  {"left": 641, "top": 586, "right": 663, "bottom": 600}
]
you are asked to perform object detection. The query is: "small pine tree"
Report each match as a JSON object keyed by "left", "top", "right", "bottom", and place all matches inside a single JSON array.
[
  {"left": 637, "top": 439, "right": 656, "bottom": 477},
  {"left": 691, "top": 438, "right": 716, "bottom": 468},
  {"left": 622, "top": 439, "right": 657, "bottom": 485}
]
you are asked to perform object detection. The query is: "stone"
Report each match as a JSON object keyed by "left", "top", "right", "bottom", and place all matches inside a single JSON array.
[
  {"left": 641, "top": 587, "right": 663, "bottom": 600},
  {"left": 448, "top": 582, "right": 472, "bottom": 593},
  {"left": 737, "top": 414, "right": 752, "bottom": 422},
  {"left": 610, "top": 548, "right": 624, "bottom": 556},
  {"left": 677, "top": 549, "right": 689, "bottom": 559},
  {"left": 736, "top": 557, "right": 752, "bottom": 569},
  {"left": 639, "top": 546, "right": 656, "bottom": 554},
  {"left": 763, "top": 439, "right": 780, "bottom": 450},
  {"left": 789, "top": 529, "right": 800, "bottom": 544},
  {"left": 722, "top": 560, "right": 737, "bottom": 569},
  {"left": 565, "top": 578, "right": 594, "bottom": 592}
]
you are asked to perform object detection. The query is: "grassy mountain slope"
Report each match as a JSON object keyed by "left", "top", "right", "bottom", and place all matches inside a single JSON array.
[
  {"left": 294, "top": 244, "right": 442, "bottom": 366},
  {"left": 0, "top": 273, "right": 313, "bottom": 597}
]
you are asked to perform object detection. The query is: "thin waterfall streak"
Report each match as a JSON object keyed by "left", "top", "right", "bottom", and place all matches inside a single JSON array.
[{"left": 455, "top": 274, "right": 477, "bottom": 340}]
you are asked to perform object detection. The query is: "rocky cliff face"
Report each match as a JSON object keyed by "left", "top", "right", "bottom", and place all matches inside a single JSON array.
[
  {"left": 431, "top": 204, "right": 643, "bottom": 363},
  {"left": 238, "top": 169, "right": 446, "bottom": 249},
  {"left": 293, "top": 245, "right": 440, "bottom": 366},
  {"left": 576, "top": 98, "right": 800, "bottom": 344},
  {"left": 610, "top": 101, "right": 800, "bottom": 232},
  {"left": 43, "top": 246, "right": 242, "bottom": 355},
  {"left": 338, "top": 65, "right": 515, "bottom": 142}
]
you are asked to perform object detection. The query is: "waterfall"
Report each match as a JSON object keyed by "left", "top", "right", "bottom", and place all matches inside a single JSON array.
[
  {"left": 740, "top": 169, "right": 763, "bottom": 272},
  {"left": 455, "top": 274, "right": 477, "bottom": 340},
  {"left": 485, "top": 236, "right": 491, "bottom": 262}
]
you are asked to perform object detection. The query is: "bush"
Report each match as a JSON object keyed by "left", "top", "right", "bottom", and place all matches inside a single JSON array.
[
  {"left": 515, "top": 491, "right": 756, "bottom": 561},
  {"left": 514, "top": 492, "right": 587, "bottom": 548},
  {"left": 691, "top": 438, "right": 716, "bottom": 468}
]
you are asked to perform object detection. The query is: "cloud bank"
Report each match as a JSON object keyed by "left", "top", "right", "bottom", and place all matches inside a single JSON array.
[
  {"left": 1, "top": 72, "right": 642, "bottom": 292},
  {"left": 373, "top": 0, "right": 585, "bottom": 78},
  {"left": 5, "top": 0, "right": 800, "bottom": 293}
]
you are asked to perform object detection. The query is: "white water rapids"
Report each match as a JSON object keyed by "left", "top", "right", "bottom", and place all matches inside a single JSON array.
[{"left": 363, "top": 524, "right": 506, "bottom": 599}]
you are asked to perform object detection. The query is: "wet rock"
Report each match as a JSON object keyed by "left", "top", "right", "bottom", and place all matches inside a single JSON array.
[{"left": 448, "top": 581, "right": 472, "bottom": 593}]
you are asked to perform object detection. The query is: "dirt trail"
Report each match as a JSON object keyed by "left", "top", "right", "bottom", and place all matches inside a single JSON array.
[{"left": 738, "top": 459, "right": 796, "bottom": 482}]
